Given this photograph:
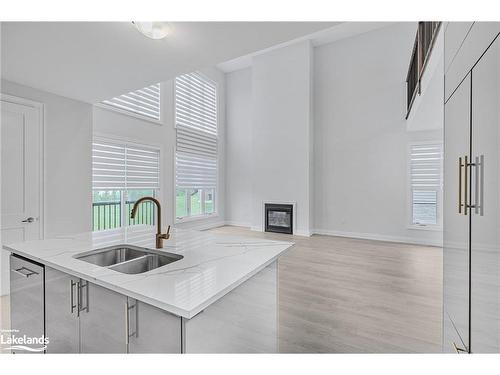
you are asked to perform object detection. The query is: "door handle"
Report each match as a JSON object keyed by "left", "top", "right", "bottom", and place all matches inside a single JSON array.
[
  {"left": 21, "top": 217, "right": 35, "bottom": 223},
  {"left": 78, "top": 280, "right": 89, "bottom": 313},
  {"left": 125, "top": 298, "right": 138, "bottom": 346},
  {"left": 70, "top": 279, "right": 77, "bottom": 314}
]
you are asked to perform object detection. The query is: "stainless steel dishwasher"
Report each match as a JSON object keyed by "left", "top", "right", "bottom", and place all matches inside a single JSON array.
[{"left": 9, "top": 254, "right": 45, "bottom": 353}]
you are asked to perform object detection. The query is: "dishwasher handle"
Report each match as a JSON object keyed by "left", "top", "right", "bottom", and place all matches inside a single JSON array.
[{"left": 12, "top": 266, "right": 39, "bottom": 278}]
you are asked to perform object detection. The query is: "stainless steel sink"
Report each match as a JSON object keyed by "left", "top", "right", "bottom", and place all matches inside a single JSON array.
[{"left": 74, "top": 245, "right": 183, "bottom": 274}]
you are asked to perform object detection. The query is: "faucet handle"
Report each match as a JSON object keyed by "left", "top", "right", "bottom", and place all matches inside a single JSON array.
[{"left": 164, "top": 225, "right": 171, "bottom": 239}]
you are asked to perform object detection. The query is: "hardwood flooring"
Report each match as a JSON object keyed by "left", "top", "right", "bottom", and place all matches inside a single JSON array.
[{"left": 209, "top": 226, "right": 443, "bottom": 353}]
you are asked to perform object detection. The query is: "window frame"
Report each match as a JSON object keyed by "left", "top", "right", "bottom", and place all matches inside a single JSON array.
[
  {"left": 173, "top": 72, "right": 219, "bottom": 223},
  {"left": 407, "top": 141, "right": 443, "bottom": 231},
  {"left": 96, "top": 83, "right": 163, "bottom": 126},
  {"left": 91, "top": 134, "right": 163, "bottom": 231}
]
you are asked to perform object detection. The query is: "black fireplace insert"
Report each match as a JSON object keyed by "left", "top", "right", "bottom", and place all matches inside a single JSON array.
[{"left": 265, "top": 203, "right": 293, "bottom": 234}]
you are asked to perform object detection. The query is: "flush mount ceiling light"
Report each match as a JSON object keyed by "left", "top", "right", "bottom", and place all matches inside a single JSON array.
[{"left": 132, "top": 22, "right": 171, "bottom": 40}]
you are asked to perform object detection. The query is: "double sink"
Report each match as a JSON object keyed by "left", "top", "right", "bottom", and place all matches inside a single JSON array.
[{"left": 74, "top": 245, "right": 183, "bottom": 274}]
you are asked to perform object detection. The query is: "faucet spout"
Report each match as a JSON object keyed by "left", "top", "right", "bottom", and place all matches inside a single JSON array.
[{"left": 130, "top": 196, "right": 170, "bottom": 248}]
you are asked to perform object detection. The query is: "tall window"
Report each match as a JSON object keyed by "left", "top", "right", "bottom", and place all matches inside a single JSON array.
[
  {"left": 92, "top": 138, "right": 160, "bottom": 231},
  {"left": 175, "top": 72, "right": 217, "bottom": 220},
  {"left": 409, "top": 143, "right": 443, "bottom": 226},
  {"left": 100, "top": 83, "right": 161, "bottom": 122}
]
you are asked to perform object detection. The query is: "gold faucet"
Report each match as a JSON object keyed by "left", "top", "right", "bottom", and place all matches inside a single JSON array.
[{"left": 130, "top": 197, "right": 170, "bottom": 249}]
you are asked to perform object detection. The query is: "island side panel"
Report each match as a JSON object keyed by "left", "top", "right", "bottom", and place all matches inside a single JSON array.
[{"left": 183, "top": 261, "right": 278, "bottom": 353}]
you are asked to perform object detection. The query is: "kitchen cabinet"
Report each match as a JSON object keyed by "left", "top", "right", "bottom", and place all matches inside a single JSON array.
[
  {"left": 127, "top": 299, "right": 181, "bottom": 353},
  {"left": 443, "top": 25, "right": 500, "bottom": 353},
  {"left": 45, "top": 267, "right": 80, "bottom": 353},
  {"left": 45, "top": 267, "right": 127, "bottom": 353},
  {"left": 470, "top": 36, "right": 500, "bottom": 353},
  {"left": 79, "top": 282, "right": 127, "bottom": 353},
  {"left": 44, "top": 266, "right": 181, "bottom": 353}
]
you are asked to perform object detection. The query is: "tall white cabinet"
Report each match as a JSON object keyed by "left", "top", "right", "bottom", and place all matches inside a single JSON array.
[{"left": 443, "top": 22, "right": 500, "bottom": 353}]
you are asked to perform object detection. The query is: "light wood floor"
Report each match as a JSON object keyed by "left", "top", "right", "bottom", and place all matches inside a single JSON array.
[{"left": 209, "top": 226, "right": 443, "bottom": 353}]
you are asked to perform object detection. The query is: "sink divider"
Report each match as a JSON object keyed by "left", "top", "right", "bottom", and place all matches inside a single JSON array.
[{"left": 108, "top": 254, "right": 151, "bottom": 271}]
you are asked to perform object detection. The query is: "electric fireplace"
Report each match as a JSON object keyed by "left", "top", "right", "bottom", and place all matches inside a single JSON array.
[{"left": 265, "top": 203, "right": 293, "bottom": 234}]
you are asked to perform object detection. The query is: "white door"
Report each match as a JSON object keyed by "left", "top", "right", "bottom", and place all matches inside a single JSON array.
[{"left": 1, "top": 97, "right": 42, "bottom": 295}]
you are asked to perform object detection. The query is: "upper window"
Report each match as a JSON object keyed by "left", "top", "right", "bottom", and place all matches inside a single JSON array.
[
  {"left": 101, "top": 83, "right": 161, "bottom": 121},
  {"left": 92, "top": 138, "right": 160, "bottom": 231},
  {"left": 174, "top": 72, "right": 217, "bottom": 220},
  {"left": 409, "top": 143, "right": 443, "bottom": 227}
]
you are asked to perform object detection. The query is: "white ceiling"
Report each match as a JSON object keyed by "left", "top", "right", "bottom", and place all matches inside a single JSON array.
[
  {"left": 0, "top": 22, "right": 337, "bottom": 103},
  {"left": 217, "top": 22, "right": 395, "bottom": 72}
]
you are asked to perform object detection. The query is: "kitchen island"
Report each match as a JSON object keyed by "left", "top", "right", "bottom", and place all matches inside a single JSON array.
[{"left": 3, "top": 225, "right": 294, "bottom": 353}]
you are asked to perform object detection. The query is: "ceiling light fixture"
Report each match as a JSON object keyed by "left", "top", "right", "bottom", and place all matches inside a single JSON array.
[{"left": 132, "top": 22, "right": 171, "bottom": 40}]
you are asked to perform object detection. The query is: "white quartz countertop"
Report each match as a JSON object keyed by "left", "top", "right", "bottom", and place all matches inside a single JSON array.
[{"left": 3, "top": 226, "right": 294, "bottom": 318}]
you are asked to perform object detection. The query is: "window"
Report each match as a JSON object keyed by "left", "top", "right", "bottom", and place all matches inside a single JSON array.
[
  {"left": 409, "top": 143, "right": 443, "bottom": 227},
  {"left": 174, "top": 72, "right": 217, "bottom": 220},
  {"left": 92, "top": 138, "right": 160, "bottom": 231},
  {"left": 101, "top": 83, "right": 161, "bottom": 121}
]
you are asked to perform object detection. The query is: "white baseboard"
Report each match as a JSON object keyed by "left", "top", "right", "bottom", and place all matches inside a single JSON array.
[
  {"left": 224, "top": 221, "right": 251, "bottom": 228},
  {"left": 248, "top": 225, "right": 311, "bottom": 237},
  {"left": 312, "top": 228, "right": 443, "bottom": 247},
  {"left": 176, "top": 220, "right": 226, "bottom": 232},
  {"left": 219, "top": 222, "right": 439, "bottom": 246}
]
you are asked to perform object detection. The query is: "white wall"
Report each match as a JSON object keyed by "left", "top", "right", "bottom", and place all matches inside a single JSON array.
[
  {"left": 313, "top": 23, "right": 443, "bottom": 246},
  {"left": 93, "top": 67, "right": 226, "bottom": 231},
  {"left": 1, "top": 79, "right": 93, "bottom": 237},
  {"left": 251, "top": 41, "right": 314, "bottom": 236},
  {"left": 225, "top": 68, "right": 253, "bottom": 227},
  {"left": 225, "top": 23, "right": 443, "bottom": 246}
]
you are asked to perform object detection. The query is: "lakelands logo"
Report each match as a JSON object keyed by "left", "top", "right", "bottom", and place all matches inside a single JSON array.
[{"left": 1, "top": 329, "right": 49, "bottom": 352}]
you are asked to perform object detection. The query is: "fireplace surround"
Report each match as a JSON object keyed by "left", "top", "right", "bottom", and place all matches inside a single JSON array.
[{"left": 265, "top": 203, "right": 293, "bottom": 234}]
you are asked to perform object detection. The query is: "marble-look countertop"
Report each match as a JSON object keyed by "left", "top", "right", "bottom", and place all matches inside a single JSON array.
[{"left": 3, "top": 226, "right": 294, "bottom": 318}]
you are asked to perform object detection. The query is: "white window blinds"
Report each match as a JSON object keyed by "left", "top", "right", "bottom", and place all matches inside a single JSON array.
[
  {"left": 410, "top": 143, "right": 443, "bottom": 225},
  {"left": 92, "top": 139, "right": 160, "bottom": 190},
  {"left": 101, "top": 83, "right": 161, "bottom": 121},
  {"left": 175, "top": 72, "right": 217, "bottom": 190}
]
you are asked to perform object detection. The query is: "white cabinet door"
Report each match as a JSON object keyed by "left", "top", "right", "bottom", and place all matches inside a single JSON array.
[
  {"left": 443, "top": 73, "right": 471, "bottom": 352},
  {"left": 470, "top": 36, "right": 500, "bottom": 353},
  {"left": 1, "top": 98, "right": 42, "bottom": 295}
]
